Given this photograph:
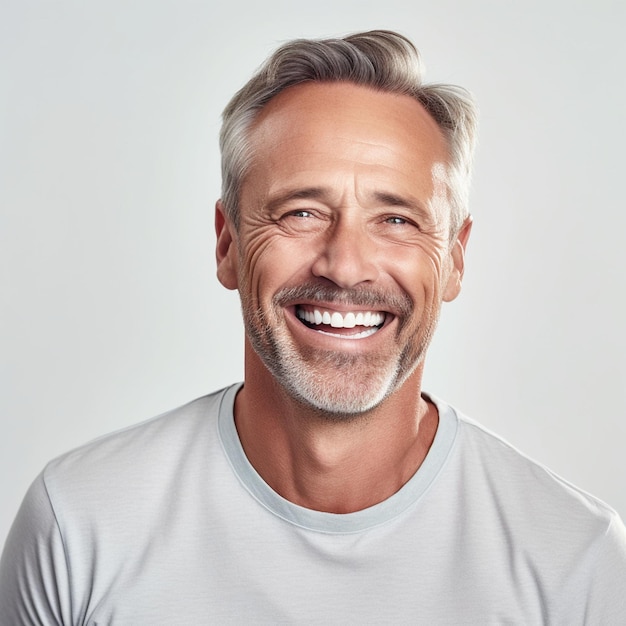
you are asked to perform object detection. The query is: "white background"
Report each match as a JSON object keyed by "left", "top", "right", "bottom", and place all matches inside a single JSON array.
[{"left": 2, "top": 0, "right": 625, "bottom": 548}]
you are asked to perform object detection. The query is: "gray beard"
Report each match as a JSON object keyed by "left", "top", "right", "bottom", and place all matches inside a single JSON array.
[{"left": 240, "top": 283, "right": 436, "bottom": 419}]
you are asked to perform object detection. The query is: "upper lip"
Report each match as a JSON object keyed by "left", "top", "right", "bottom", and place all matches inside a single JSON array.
[{"left": 273, "top": 283, "right": 409, "bottom": 321}]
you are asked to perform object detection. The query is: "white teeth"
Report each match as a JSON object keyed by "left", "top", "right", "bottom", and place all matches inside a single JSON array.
[
  {"left": 343, "top": 312, "right": 356, "bottom": 328},
  {"left": 330, "top": 312, "right": 343, "bottom": 328},
  {"left": 297, "top": 307, "right": 385, "bottom": 330}
]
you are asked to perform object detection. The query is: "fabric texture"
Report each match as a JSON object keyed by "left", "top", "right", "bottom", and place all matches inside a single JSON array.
[{"left": 2, "top": 384, "right": 626, "bottom": 624}]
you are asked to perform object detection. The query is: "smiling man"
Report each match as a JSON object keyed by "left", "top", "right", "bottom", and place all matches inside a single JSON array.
[
  {"left": 215, "top": 78, "right": 468, "bottom": 514},
  {"left": 2, "top": 31, "right": 626, "bottom": 624}
]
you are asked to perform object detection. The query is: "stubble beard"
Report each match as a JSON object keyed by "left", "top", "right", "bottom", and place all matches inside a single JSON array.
[{"left": 239, "top": 282, "right": 439, "bottom": 420}]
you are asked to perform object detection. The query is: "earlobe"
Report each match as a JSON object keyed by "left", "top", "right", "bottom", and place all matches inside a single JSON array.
[
  {"left": 442, "top": 216, "right": 472, "bottom": 302},
  {"left": 215, "top": 200, "right": 239, "bottom": 290}
]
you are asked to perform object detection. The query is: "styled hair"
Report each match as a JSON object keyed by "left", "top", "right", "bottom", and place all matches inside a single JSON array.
[{"left": 220, "top": 30, "right": 478, "bottom": 238}]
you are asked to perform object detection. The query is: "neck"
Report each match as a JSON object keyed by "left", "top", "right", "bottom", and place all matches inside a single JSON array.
[{"left": 234, "top": 344, "right": 438, "bottom": 513}]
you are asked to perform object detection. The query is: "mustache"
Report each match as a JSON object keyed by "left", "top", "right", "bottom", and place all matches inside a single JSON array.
[{"left": 273, "top": 283, "right": 413, "bottom": 316}]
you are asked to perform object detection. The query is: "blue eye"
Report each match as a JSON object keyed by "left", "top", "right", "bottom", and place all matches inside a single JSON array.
[
  {"left": 288, "top": 210, "right": 314, "bottom": 218},
  {"left": 386, "top": 216, "right": 408, "bottom": 225}
]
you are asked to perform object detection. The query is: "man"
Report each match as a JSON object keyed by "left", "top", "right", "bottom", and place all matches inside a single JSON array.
[{"left": 1, "top": 30, "right": 625, "bottom": 624}]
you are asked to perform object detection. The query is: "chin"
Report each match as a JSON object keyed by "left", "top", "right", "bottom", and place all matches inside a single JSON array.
[{"left": 270, "top": 347, "right": 420, "bottom": 420}]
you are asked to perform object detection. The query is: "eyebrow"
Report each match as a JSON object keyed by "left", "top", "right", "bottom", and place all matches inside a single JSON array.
[
  {"left": 265, "top": 187, "right": 329, "bottom": 213},
  {"left": 265, "top": 187, "right": 432, "bottom": 222},
  {"left": 371, "top": 191, "right": 430, "bottom": 219}
]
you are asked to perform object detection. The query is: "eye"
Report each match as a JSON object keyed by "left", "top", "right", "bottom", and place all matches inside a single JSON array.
[
  {"left": 276, "top": 208, "right": 326, "bottom": 235},
  {"left": 288, "top": 210, "right": 314, "bottom": 218},
  {"left": 384, "top": 215, "right": 420, "bottom": 229},
  {"left": 385, "top": 216, "right": 408, "bottom": 225},
  {"left": 377, "top": 214, "right": 423, "bottom": 241}
]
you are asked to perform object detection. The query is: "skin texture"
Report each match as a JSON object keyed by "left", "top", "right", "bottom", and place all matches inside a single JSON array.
[{"left": 216, "top": 82, "right": 471, "bottom": 513}]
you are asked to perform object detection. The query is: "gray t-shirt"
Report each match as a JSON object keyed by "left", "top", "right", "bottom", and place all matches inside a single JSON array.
[{"left": 2, "top": 384, "right": 625, "bottom": 624}]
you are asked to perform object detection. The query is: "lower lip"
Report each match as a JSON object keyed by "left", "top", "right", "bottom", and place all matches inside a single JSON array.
[{"left": 311, "top": 325, "right": 380, "bottom": 340}]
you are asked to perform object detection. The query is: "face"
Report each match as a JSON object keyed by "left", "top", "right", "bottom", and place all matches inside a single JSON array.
[{"left": 216, "top": 82, "right": 470, "bottom": 417}]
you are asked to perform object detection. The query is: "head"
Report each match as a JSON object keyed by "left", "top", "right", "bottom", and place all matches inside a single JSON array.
[
  {"left": 216, "top": 32, "right": 476, "bottom": 417},
  {"left": 219, "top": 30, "right": 478, "bottom": 241}
]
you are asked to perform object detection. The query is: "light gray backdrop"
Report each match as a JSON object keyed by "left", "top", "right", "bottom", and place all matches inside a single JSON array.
[{"left": 2, "top": 0, "right": 625, "bottom": 548}]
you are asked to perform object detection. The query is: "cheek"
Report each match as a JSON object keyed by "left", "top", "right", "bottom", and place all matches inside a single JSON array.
[
  {"left": 241, "top": 234, "right": 318, "bottom": 299},
  {"left": 384, "top": 245, "right": 447, "bottom": 297}
]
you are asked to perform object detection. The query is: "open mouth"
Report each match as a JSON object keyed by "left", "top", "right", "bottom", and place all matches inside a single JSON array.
[{"left": 295, "top": 305, "right": 387, "bottom": 340}]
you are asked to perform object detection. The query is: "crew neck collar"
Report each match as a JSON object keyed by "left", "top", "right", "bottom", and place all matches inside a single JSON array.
[{"left": 217, "top": 383, "right": 458, "bottom": 534}]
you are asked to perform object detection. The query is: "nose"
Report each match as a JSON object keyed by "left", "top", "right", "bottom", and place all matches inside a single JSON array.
[{"left": 311, "top": 219, "right": 380, "bottom": 288}]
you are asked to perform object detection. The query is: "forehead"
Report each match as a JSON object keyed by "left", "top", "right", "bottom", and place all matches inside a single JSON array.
[{"left": 248, "top": 81, "right": 450, "bottom": 169}]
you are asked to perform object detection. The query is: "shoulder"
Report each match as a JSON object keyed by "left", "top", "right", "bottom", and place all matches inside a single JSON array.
[
  {"left": 0, "top": 386, "right": 239, "bottom": 623},
  {"left": 454, "top": 406, "right": 616, "bottom": 514},
  {"left": 441, "top": 400, "right": 624, "bottom": 552},
  {"left": 457, "top": 410, "right": 615, "bottom": 518},
  {"left": 431, "top": 397, "right": 626, "bottom": 617},
  {"left": 41, "top": 385, "right": 237, "bottom": 507},
  {"left": 428, "top": 394, "right": 623, "bottom": 546}
]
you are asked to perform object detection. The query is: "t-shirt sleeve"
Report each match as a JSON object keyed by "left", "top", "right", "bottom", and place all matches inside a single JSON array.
[
  {"left": 557, "top": 509, "right": 626, "bottom": 623},
  {"left": 0, "top": 472, "right": 71, "bottom": 625},
  {"left": 582, "top": 512, "right": 626, "bottom": 621}
]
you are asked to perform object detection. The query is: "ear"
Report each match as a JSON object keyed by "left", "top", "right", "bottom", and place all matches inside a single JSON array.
[
  {"left": 215, "top": 200, "right": 239, "bottom": 290},
  {"left": 442, "top": 216, "right": 472, "bottom": 302}
]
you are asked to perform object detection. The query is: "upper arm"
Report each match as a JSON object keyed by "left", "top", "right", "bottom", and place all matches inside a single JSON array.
[{"left": 0, "top": 472, "right": 71, "bottom": 625}]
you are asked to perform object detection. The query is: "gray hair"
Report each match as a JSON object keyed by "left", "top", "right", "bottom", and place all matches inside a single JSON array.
[{"left": 219, "top": 30, "right": 478, "bottom": 238}]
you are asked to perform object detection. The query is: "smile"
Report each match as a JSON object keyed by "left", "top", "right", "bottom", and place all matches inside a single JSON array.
[{"left": 295, "top": 305, "right": 386, "bottom": 340}]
